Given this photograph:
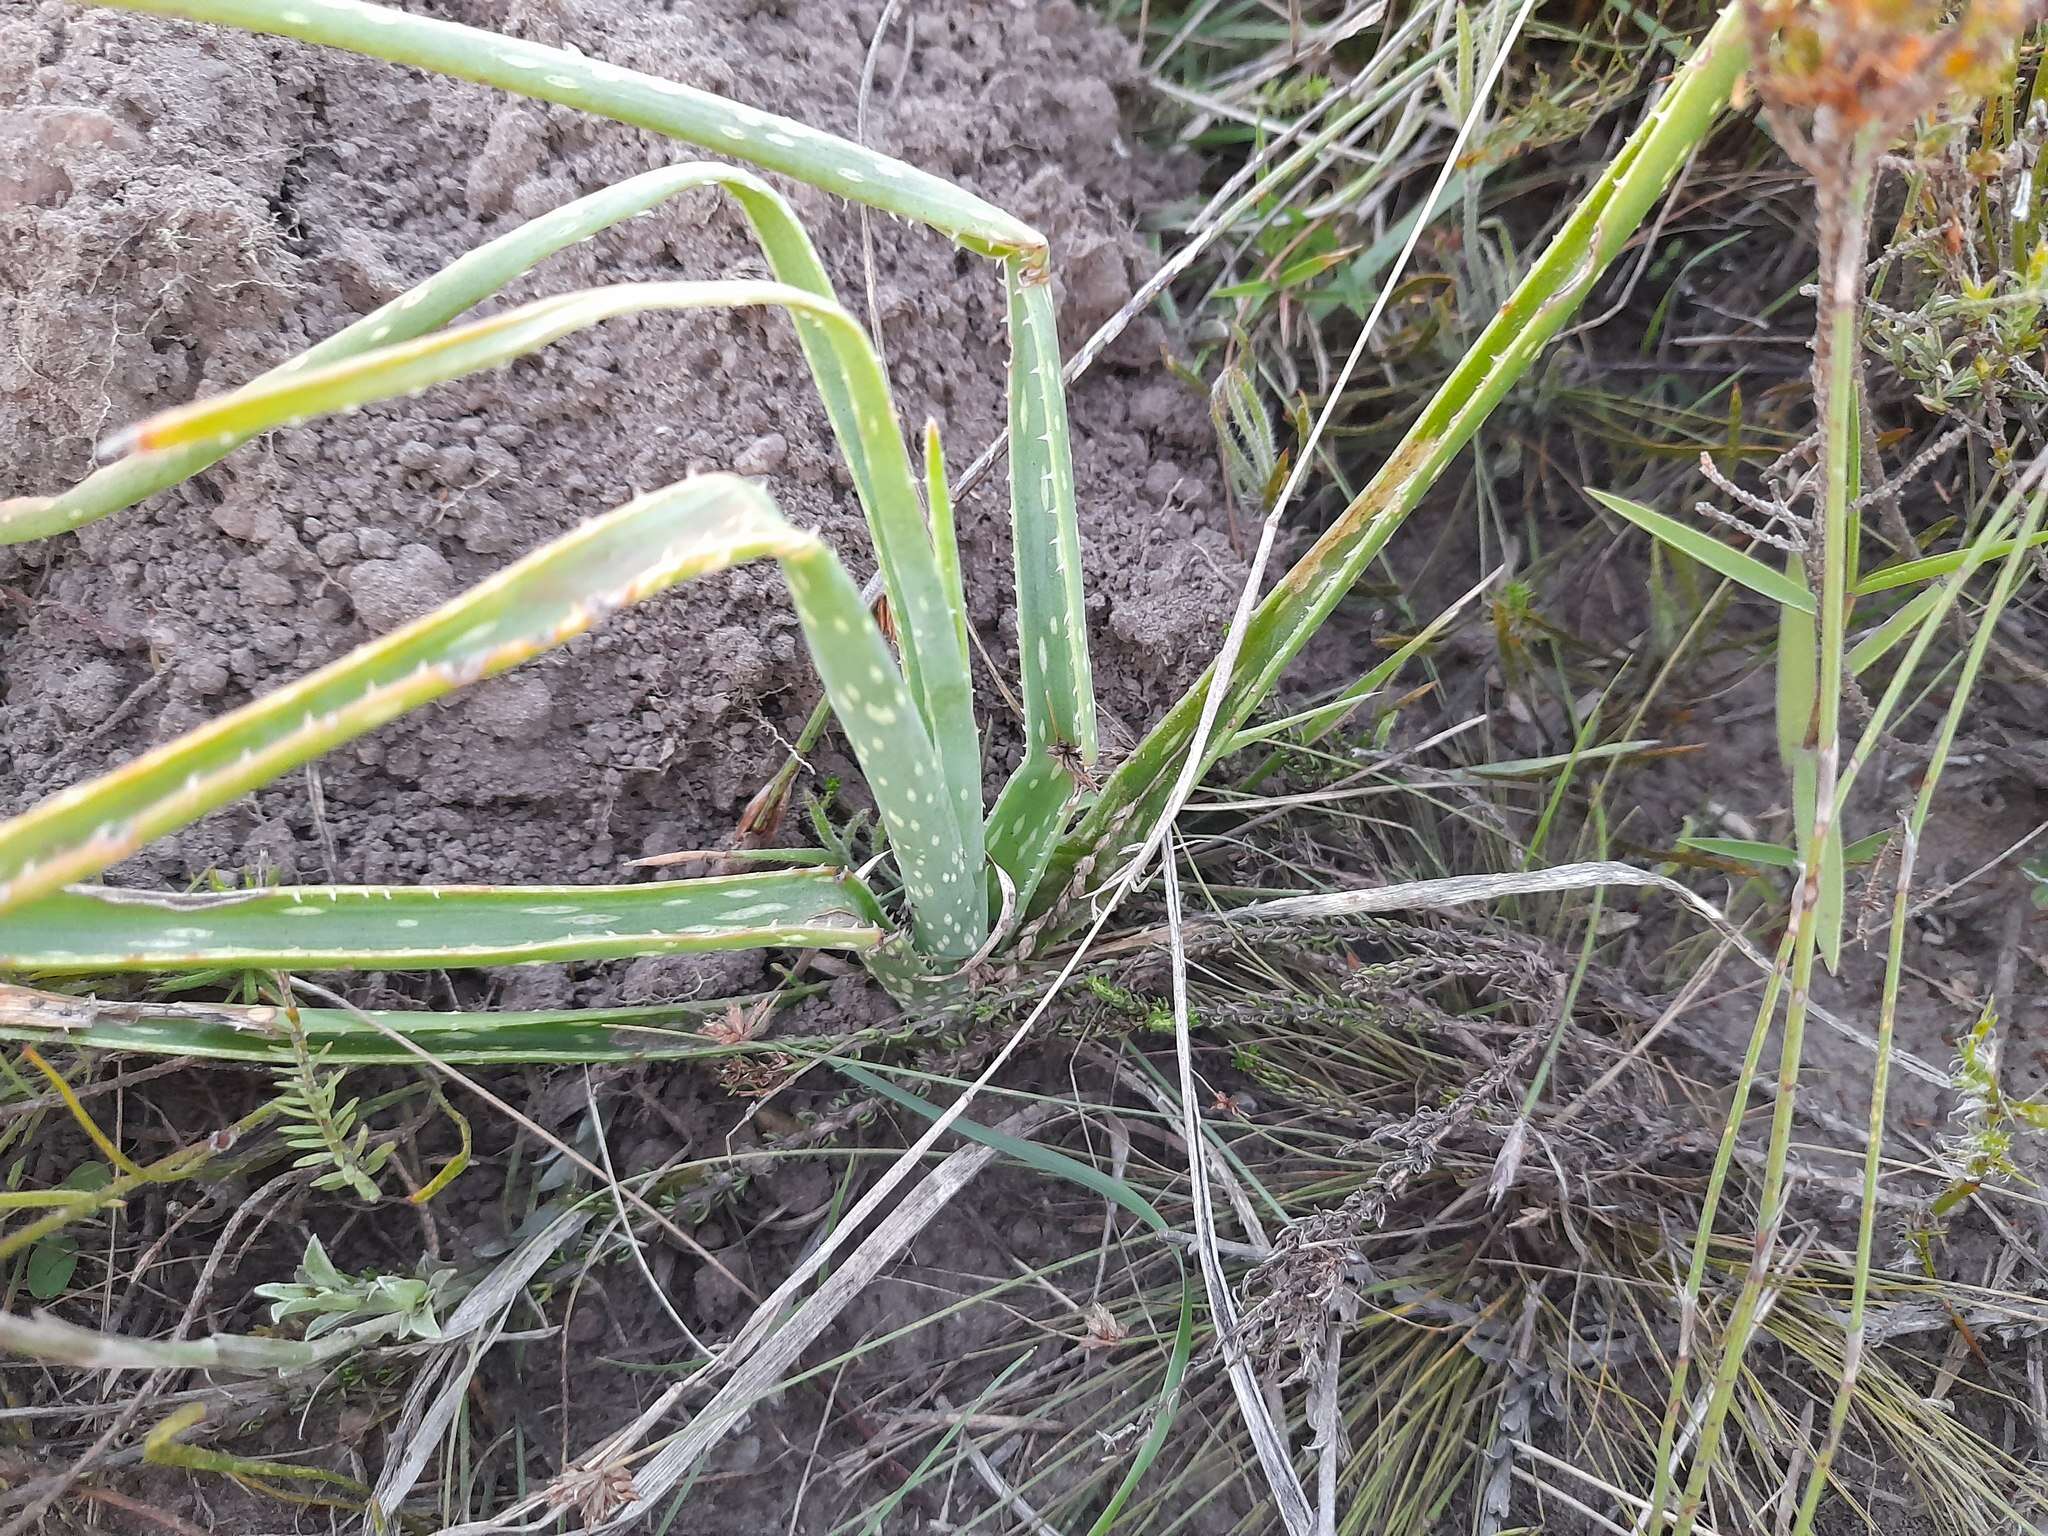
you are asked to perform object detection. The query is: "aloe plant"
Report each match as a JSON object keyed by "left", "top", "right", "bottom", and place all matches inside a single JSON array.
[
  {"left": 1, "top": 0, "right": 1096, "bottom": 988},
  {"left": 1, "top": 0, "right": 1749, "bottom": 1012}
]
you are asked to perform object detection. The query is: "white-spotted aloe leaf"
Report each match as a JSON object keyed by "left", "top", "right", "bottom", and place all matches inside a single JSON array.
[
  {"left": 922, "top": 423, "right": 984, "bottom": 886},
  {"left": 778, "top": 526, "right": 981, "bottom": 959},
  {"left": 82, "top": 0, "right": 1043, "bottom": 260},
  {"left": 986, "top": 262, "right": 1095, "bottom": 910},
  {"left": 0, "top": 871, "right": 883, "bottom": 973},
  {"left": 104, "top": 276, "right": 979, "bottom": 856},
  {"left": 1033, "top": 5, "right": 1751, "bottom": 919},
  {"left": 983, "top": 759, "right": 1074, "bottom": 919},
  {"left": 0, "top": 985, "right": 809, "bottom": 1064},
  {"left": 7, "top": 163, "right": 898, "bottom": 547},
  {"left": 99, "top": 280, "right": 984, "bottom": 955},
  {"left": 0, "top": 474, "right": 795, "bottom": 916}
]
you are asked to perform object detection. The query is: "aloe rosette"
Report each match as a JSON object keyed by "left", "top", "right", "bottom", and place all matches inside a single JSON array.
[
  {"left": 1, "top": 0, "right": 1099, "bottom": 987},
  {"left": 0, "top": 0, "right": 1753, "bottom": 1002}
]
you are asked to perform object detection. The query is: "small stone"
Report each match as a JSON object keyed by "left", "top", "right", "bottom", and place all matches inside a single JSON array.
[
  {"left": 465, "top": 675, "right": 554, "bottom": 743},
  {"left": 55, "top": 658, "right": 124, "bottom": 725},
  {"left": 1144, "top": 459, "right": 1185, "bottom": 500},
  {"left": 315, "top": 531, "right": 358, "bottom": 566},
  {"left": 210, "top": 497, "right": 283, "bottom": 544},
  {"left": 693, "top": 1256, "right": 749, "bottom": 1327},
  {"left": 240, "top": 569, "right": 298, "bottom": 607},
  {"left": 1128, "top": 382, "right": 1189, "bottom": 435},
  {"left": 356, "top": 527, "right": 400, "bottom": 560},
  {"left": 183, "top": 657, "right": 230, "bottom": 698},
  {"left": 430, "top": 445, "right": 476, "bottom": 485},
  {"left": 733, "top": 432, "right": 788, "bottom": 475},
  {"left": 348, "top": 543, "right": 455, "bottom": 631},
  {"left": 457, "top": 496, "right": 524, "bottom": 556}
]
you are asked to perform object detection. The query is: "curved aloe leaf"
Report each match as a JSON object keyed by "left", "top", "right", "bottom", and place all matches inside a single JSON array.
[
  {"left": 0, "top": 984, "right": 811, "bottom": 1064},
  {"left": 779, "top": 526, "right": 980, "bottom": 958},
  {"left": 111, "top": 283, "right": 851, "bottom": 455},
  {"left": 987, "top": 263, "right": 1096, "bottom": 909},
  {"left": 82, "top": 0, "right": 1042, "bottom": 260},
  {"left": 0, "top": 475, "right": 793, "bottom": 915},
  {"left": 922, "top": 424, "right": 984, "bottom": 881},
  {"left": 1034, "top": 5, "right": 1751, "bottom": 918},
  {"left": 7, "top": 163, "right": 889, "bottom": 545},
  {"left": 107, "top": 278, "right": 981, "bottom": 896},
  {"left": 1005, "top": 263, "right": 1095, "bottom": 763},
  {"left": 100, "top": 287, "right": 982, "bottom": 955},
  {"left": 0, "top": 869, "right": 884, "bottom": 973},
  {"left": 983, "top": 758, "right": 1074, "bottom": 916}
]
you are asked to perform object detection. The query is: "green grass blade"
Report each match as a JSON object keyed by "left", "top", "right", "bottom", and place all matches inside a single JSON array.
[
  {"left": 1678, "top": 834, "right": 1893, "bottom": 871},
  {"left": 1852, "top": 526, "right": 2048, "bottom": 593},
  {"left": 81, "top": 0, "right": 1042, "bottom": 259},
  {"left": 1585, "top": 489, "right": 1816, "bottom": 613},
  {"left": 1035, "top": 4, "right": 1751, "bottom": 917},
  {"left": 0, "top": 871, "right": 884, "bottom": 973},
  {"left": 1470, "top": 739, "right": 1664, "bottom": 779},
  {"left": 3, "top": 163, "right": 812, "bottom": 543},
  {"left": 0, "top": 475, "right": 795, "bottom": 916},
  {"left": 0, "top": 988, "right": 814, "bottom": 1064},
  {"left": 1679, "top": 836, "right": 1801, "bottom": 870},
  {"left": 1847, "top": 583, "right": 1946, "bottom": 675},
  {"left": 1774, "top": 545, "right": 1843, "bottom": 974}
]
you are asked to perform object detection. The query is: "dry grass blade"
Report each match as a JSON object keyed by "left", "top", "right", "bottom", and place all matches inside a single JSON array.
[
  {"left": 369, "top": 1208, "right": 593, "bottom": 1530},
  {"left": 1101, "top": 860, "right": 1949, "bottom": 1085},
  {"left": 1164, "top": 833, "right": 1314, "bottom": 1534},
  {"left": 443, "top": 1105, "right": 1054, "bottom": 1536}
]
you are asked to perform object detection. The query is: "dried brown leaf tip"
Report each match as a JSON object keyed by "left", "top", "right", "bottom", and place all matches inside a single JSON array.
[
  {"left": 717, "top": 1050, "right": 799, "bottom": 1098},
  {"left": 702, "top": 998, "right": 771, "bottom": 1046},
  {"left": 1077, "top": 1302, "right": 1129, "bottom": 1352},
  {"left": 1744, "top": 0, "right": 2032, "bottom": 160},
  {"left": 547, "top": 1460, "right": 638, "bottom": 1526}
]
